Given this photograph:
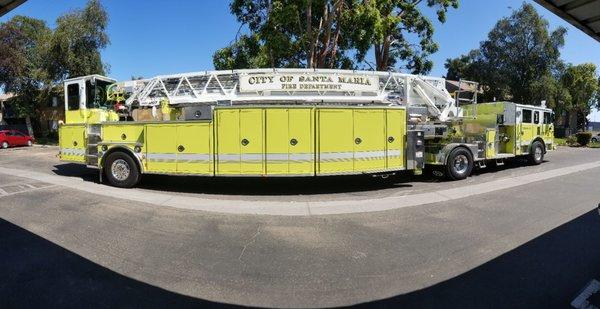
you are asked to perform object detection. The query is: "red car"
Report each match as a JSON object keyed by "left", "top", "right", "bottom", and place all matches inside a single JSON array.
[{"left": 0, "top": 130, "right": 35, "bottom": 149}]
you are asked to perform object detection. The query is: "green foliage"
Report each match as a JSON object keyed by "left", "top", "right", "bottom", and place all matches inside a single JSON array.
[
  {"left": 214, "top": 0, "right": 458, "bottom": 73},
  {"left": 588, "top": 142, "right": 600, "bottom": 149},
  {"left": 350, "top": 0, "right": 458, "bottom": 73},
  {"left": 0, "top": 0, "right": 109, "bottom": 118},
  {"left": 565, "top": 135, "right": 577, "bottom": 146},
  {"left": 444, "top": 3, "right": 566, "bottom": 103},
  {"left": 575, "top": 132, "right": 592, "bottom": 147},
  {"left": 48, "top": 0, "right": 110, "bottom": 79}
]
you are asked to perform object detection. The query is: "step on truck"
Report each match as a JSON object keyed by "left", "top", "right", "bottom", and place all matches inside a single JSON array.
[{"left": 58, "top": 69, "right": 554, "bottom": 188}]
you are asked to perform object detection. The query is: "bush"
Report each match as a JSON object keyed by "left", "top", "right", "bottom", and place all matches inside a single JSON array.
[
  {"left": 575, "top": 132, "right": 593, "bottom": 146},
  {"left": 566, "top": 135, "right": 577, "bottom": 146}
]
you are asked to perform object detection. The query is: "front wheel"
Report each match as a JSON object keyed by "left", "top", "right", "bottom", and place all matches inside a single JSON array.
[
  {"left": 27, "top": 140, "right": 33, "bottom": 147},
  {"left": 104, "top": 151, "right": 141, "bottom": 188},
  {"left": 1, "top": 141, "right": 8, "bottom": 149},
  {"left": 528, "top": 141, "right": 544, "bottom": 165},
  {"left": 445, "top": 148, "right": 474, "bottom": 181}
]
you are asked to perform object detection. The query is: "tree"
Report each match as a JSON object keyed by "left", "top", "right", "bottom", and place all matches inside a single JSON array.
[
  {"left": 214, "top": 0, "right": 458, "bottom": 73},
  {"left": 0, "top": 0, "right": 110, "bottom": 135},
  {"left": 444, "top": 3, "right": 566, "bottom": 103},
  {"left": 48, "top": 0, "right": 110, "bottom": 80},
  {"left": 0, "top": 16, "right": 52, "bottom": 118},
  {"left": 350, "top": 0, "right": 458, "bottom": 73},
  {"left": 560, "top": 63, "right": 599, "bottom": 131},
  {"left": 215, "top": 0, "right": 354, "bottom": 70}
]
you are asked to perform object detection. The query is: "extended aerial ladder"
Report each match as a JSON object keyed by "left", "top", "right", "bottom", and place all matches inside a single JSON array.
[{"left": 108, "top": 68, "right": 462, "bottom": 122}]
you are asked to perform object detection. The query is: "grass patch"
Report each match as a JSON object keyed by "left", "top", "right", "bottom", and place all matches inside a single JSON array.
[
  {"left": 588, "top": 142, "right": 600, "bottom": 148},
  {"left": 554, "top": 137, "right": 567, "bottom": 146}
]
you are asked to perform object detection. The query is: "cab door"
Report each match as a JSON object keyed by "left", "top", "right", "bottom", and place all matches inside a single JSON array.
[{"left": 517, "top": 107, "right": 534, "bottom": 154}]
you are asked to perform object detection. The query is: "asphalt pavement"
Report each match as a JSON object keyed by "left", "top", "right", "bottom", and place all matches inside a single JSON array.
[{"left": 0, "top": 145, "right": 599, "bottom": 308}]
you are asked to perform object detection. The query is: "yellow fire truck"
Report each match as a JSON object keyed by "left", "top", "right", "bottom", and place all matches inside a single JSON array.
[{"left": 58, "top": 69, "right": 553, "bottom": 187}]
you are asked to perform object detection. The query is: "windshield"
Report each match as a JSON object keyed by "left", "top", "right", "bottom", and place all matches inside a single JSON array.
[{"left": 86, "top": 79, "right": 113, "bottom": 109}]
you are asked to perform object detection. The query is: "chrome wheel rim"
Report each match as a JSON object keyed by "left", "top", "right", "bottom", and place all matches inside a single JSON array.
[
  {"left": 1, "top": 142, "right": 7, "bottom": 149},
  {"left": 27, "top": 140, "right": 32, "bottom": 146},
  {"left": 453, "top": 154, "right": 469, "bottom": 175},
  {"left": 534, "top": 146, "right": 543, "bottom": 161},
  {"left": 111, "top": 159, "right": 130, "bottom": 181}
]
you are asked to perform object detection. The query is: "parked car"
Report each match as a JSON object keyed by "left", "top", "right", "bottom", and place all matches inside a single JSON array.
[
  {"left": 0, "top": 130, "right": 35, "bottom": 149},
  {"left": 592, "top": 133, "right": 600, "bottom": 143}
]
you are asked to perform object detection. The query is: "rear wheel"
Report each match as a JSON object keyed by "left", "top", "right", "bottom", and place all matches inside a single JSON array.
[
  {"left": 1, "top": 141, "right": 8, "bottom": 149},
  {"left": 445, "top": 148, "right": 474, "bottom": 181},
  {"left": 104, "top": 151, "right": 140, "bottom": 188},
  {"left": 528, "top": 141, "right": 544, "bottom": 165},
  {"left": 27, "top": 140, "right": 32, "bottom": 147}
]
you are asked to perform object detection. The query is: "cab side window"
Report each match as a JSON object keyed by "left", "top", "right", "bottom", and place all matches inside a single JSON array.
[
  {"left": 522, "top": 109, "right": 532, "bottom": 123},
  {"left": 67, "top": 84, "right": 80, "bottom": 110},
  {"left": 543, "top": 112, "right": 552, "bottom": 124},
  {"left": 533, "top": 111, "right": 540, "bottom": 124}
]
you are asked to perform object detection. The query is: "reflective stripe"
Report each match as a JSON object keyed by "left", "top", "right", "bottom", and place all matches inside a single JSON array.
[
  {"left": 388, "top": 149, "right": 402, "bottom": 157},
  {"left": 354, "top": 151, "right": 386, "bottom": 160},
  {"left": 217, "top": 154, "right": 240, "bottom": 162},
  {"left": 177, "top": 154, "right": 211, "bottom": 161},
  {"left": 241, "top": 154, "right": 263, "bottom": 161},
  {"left": 147, "top": 153, "right": 210, "bottom": 163},
  {"left": 320, "top": 152, "right": 354, "bottom": 160},
  {"left": 61, "top": 148, "right": 86, "bottom": 156},
  {"left": 147, "top": 153, "right": 177, "bottom": 161},
  {"left": 145, "top": 150, "right": 400, "bottom": 163},
  {"left": 320, "top": 150, "right": 397, "bottom": 162},
  {"left": 266, "top": 153, "right": 314, "bottom": 162}
]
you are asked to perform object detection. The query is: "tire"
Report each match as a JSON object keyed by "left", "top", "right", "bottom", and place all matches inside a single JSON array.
[
  {"left": 1, "top": 141, "right": 8, "bottom": 149},
  {"left": 27, "top": 140, "right": 33, "bottom": 147},
  {"left": 445, "top": 147, "right": 474, "bottom": 181},
  {"left": 592, "top": 137, "right": 598, "bottom": 143},
  {"left": 528, "top": 141, "right": 544, "bottom": 165},
  {"left": 104, "top": 151, "right": 140, "bottom": 188}
]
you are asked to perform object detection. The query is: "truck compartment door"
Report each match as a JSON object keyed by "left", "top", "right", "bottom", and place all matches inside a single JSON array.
[
  {"left": 385, "top": 109, "right": 406, "bottom": 170},
  {"left": 176, "top": 123, "right": 212, "bottom": 175},
  {"left": 353, "top": 109, "right": 386, "bottom": 172},
  {"left": 317, "top": 109, "right": 354, "bottom": 175},
  {"left": 145, "top": 124, "right": 178, "bottom": 172}
]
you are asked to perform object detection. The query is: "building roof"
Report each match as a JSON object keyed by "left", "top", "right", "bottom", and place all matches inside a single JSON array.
[
  {"left": 534, "top": 0, "right": 600, "bottom": 43},
  {"left": 0, "top": 0, "right": 26, "bottom": 17}
]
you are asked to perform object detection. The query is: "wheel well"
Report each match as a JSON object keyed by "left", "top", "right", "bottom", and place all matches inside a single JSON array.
[
  {"left": 531, "top": 137, "right": 546, "bottom": 153},
  {"left": 100, "top": 147, "right": 142, "bottom": 173},
  {"left": 445, "top": 145, "right": 474, "bottom": 165}
]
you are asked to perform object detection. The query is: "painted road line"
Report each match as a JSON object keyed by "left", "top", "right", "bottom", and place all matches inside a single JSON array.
[{"left": 0, "top": 161, "right": 599, "bottom": 216}]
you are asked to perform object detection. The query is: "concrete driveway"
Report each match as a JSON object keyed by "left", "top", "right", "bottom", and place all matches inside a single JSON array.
[{"left": 0, "top": 146, "right": 599, "bottom": 307}]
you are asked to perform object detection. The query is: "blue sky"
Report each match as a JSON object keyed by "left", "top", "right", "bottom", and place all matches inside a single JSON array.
[{"left": 2, "top": 0, "right": 600, "bottom": 119}]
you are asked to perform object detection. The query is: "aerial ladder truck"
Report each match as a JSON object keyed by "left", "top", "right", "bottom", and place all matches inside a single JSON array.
[{"left": 59, "top": 69, "right": 554, "bottom": 188}]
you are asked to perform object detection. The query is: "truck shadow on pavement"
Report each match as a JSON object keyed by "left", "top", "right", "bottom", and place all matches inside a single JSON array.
[
  {"left": 358, "top": 208, "right": 600, "bottom": 308},
  {"left": 51, "top": 158, "right": 542, "bottom": 196},
  {"left": 0, "top": 218, "right": 235, "bottom": 308}
]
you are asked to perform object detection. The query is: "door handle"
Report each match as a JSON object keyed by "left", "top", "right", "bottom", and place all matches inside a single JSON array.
[
  {"left": 388, "top": 136, "right": 395, "bottom": 143},
  {"left": 177, "top": 145, "right": 185, "bottom": 152},
  {"left": 355, "top": 137, "right": 362, "bottom": 145},
  {"left": 290, "top": 138, "right": 298, "bottom": 146},
  {"left": 241, "top": 139, "right": 249, "bottom": 146}
]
